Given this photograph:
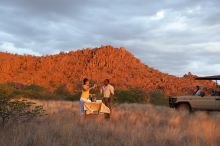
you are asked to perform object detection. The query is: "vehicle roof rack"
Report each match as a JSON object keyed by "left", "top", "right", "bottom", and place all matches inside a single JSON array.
[{"left": 195, "top": 75, "right": 220, "bottom": 80}]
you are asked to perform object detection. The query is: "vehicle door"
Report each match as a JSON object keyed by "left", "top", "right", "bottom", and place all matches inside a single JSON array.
[
  {"left": 190, "top": 96, "right": 216, "bottom": 110},
  {"left": 215, "top": 96, "right": 220, "bottom": 110},
  {"left": 202, "top": 96, "right": 218, "bottom": 110}
]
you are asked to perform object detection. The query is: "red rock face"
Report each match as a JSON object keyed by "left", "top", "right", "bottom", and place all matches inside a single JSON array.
[{"left": 0, "top": 46, "right": 215, "bottom": 95}]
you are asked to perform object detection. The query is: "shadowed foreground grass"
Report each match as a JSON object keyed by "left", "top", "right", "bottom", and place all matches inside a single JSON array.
[{"left": 0, "top": 101, "right": 219, "bottom": 146}]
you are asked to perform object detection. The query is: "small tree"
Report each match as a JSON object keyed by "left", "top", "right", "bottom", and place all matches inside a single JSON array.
[{"left": 0, "top": 94, "right": 45, "bottom": 127}]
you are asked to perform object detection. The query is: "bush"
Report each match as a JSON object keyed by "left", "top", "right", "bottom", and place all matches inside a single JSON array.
[
  {"left": 0, "top": 83, "right": 60, "bottom": 100},
  {"left": 64, "top": 92, "right": 81, "bottom": 101},
  {"left": 24, "top": 84, "right": 46, "bottom": 92},
  {"left": 54, "top": 85, "right": 70, "bottom": 98},
  {"left": 17, "top": 85, "right": 58, "bottom": 100},
  {"left": 114, "top": 88, "right": 149, "bottom": 104},
  {"left": 0, "top": 93, "right": 45, "bottom": 127},
  {"left": 149, "top": 90, "right": 168, "bottom": 106},
  {"left": 114, "top": 88, "right": 168, "bottom": 106},
  {"left": 0, "top": 82, "right": 169, "bottom": 106}
]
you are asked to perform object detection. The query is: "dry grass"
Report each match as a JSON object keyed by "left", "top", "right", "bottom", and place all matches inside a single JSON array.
[{"left": 0, "top": 100, "right": 219, "bottom": 146}]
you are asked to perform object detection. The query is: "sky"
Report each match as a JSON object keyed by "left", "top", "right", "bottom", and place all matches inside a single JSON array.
[{"left": 0, "top": 0, "right": 220, "bottom": 76}]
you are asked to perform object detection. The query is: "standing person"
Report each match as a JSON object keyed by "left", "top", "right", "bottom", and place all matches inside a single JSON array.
[
  {"left": 80, "top": 78, "right": 96, "bottom": 115},
  {"left": 100, "top": 79, "right": 114, "bottom": 118}
]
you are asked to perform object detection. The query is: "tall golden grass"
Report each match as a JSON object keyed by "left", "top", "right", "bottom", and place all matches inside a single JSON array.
[{"left": 0, "top": 100, "right": 219, "bottom": 146}]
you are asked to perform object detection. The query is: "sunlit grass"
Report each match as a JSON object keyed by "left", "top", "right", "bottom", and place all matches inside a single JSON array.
[{"left": 0, "top": 100, "right": 219, "bottom": 146}]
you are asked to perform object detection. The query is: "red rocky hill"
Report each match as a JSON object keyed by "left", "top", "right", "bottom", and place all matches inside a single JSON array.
[{"left": 0, "top": 46, "right": 215, "bottom": 95}]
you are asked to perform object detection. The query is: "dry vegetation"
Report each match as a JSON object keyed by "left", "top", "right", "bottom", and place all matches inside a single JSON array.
[
  {"left": 0, "top": 100, "right": 219, "bottom": 146},
  {"left": 0, "top": 46, "right": 215, "bottom": 95}
]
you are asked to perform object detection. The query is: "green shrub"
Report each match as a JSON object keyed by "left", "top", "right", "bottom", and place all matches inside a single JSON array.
[
  {"left": 54, "top": 85, "right": 70, "bottom": 98},
  {"left": 24, "top": 84, "right": 46, "bottom": 92},
  {"left": 0, "top": 82, "right": 169, "bottom": 106},
  {"left": 64, "top": 92, "right": 81, "bottom": 101},
  {"left": 113, "top": 88, "right": 168, "bottom": 106},
  {"left": 149, "top": 90, "right": 168, "bottom": 106},
  {"left": 114, "top": 88, "right": 149, "bottom": 104},
  {"left": 0, "top": 83, "right": 59, "bottom": 100},
  {"left": 11, "top": 90, "right": 23, "bottom": 97}
]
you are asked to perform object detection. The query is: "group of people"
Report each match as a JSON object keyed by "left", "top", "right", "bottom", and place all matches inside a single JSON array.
[
  {"left": 80, "top": 78, "right": 114, "bottom": 117},
  {"left": 193, "top": 85, "right": 219, "bottom": 96}
]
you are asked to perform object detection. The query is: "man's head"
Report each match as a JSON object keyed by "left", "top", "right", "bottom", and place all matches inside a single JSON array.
[{"left": 104, "top": 79, "right": 110, "bottom": 86}]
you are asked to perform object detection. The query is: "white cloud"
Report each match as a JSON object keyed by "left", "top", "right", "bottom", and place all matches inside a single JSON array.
[
  {"left": 0, "top": 42, "right": 41, "bottom": 56},
  {"left": 164, "top": 21, "right": 188, "bottom": 31},
  {"left": 0, "top": 0, "right": 220, "bottom": 76},
  {"left": 150, "top": 10, "right": 165, "bottom": 20},
  {"left": 186, "top": 61, "right": 220, "bottom": 76},
  {"left": 186, "top": 5, "right": 201, "bottom": 14},
  {"left": 203, "top": 42, "right": 220, "bottom": 53}
]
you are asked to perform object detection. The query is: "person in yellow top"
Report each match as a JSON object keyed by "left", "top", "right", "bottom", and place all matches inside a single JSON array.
[{"left": 80, "top": 78, "right": 96, "bottom": 115}]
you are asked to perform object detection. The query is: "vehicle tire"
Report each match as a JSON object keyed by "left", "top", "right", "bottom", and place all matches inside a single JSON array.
[{"left": 176, "top": 103, "right": 191, "bottom": 113}]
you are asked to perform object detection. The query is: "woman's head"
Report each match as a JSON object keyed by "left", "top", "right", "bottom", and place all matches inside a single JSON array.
[{"left": 83, "top": 78, "right": 89, "bottom": 85}]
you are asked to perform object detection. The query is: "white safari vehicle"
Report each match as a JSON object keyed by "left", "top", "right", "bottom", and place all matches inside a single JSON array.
[{"left": 169, "top": 75, "right": 220, "bottom": 112}]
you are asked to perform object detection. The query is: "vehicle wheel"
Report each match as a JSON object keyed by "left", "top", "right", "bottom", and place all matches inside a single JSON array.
[{"left": 177, "top": 103, "right": 191, "bottom": 113}]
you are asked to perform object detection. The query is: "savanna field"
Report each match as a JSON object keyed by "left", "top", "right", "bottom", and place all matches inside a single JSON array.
[
  {"left": 0, "top": 47, "right": 219, "bottom": 146},
  {"left": 1, "top": 100, "right": 219, "bottom": 146},
  {"left": 1, "top": 0, "right": 220, "bottom": 146}
]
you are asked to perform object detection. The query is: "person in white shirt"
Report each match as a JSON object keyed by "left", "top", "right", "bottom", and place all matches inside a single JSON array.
[
  {"left": 195, "top": 87, "right": 206, "bottom": 97},
  {"left": 100, "top": 79, "right": 114, "bottom": 118}
]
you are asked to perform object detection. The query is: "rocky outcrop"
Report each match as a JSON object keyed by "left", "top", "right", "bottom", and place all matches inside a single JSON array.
[{"left": 0, "top": 46, "right": 215, "bottom": 95}]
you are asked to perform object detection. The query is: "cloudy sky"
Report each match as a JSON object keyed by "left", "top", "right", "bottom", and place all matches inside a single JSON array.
[{"left": 0, "top": 0, "right": 220, "bottom": 76}]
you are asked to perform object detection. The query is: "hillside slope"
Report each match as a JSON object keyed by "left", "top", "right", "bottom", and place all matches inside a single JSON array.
[{"left": 0, "top": 46, "right": 215, "bottom": 95}]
